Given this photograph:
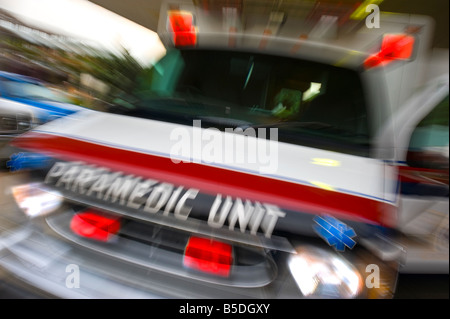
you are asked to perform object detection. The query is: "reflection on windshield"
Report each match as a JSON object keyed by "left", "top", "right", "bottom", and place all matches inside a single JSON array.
[{"left": 125, "top": 49, "right": 371, "bottom": 157}]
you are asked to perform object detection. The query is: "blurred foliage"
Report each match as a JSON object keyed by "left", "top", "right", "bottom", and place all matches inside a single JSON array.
[
  {"left": 81, "top": 47, "right": 150, "bottom": 104},
  {"left": 1, "top": 25, "right": 155, "bottom": 110}
]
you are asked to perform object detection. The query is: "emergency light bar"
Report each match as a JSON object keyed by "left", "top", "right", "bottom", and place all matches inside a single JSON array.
[{"left": 364, "top": 33, "right": 415, "bottom": 69}]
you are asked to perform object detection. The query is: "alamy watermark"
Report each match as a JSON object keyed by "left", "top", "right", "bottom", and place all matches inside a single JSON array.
[
  {"left": 169, "top": 120, "right": 279, "bottom": 174},
  {"left": 65, "top": 264, "right": 80, "bottom": 288},
  {"left": 365, "top": 4, "right": 380, "bottom": 29},
  {"left": 365, "top": 264, "right": 380, "bottom": 288}
]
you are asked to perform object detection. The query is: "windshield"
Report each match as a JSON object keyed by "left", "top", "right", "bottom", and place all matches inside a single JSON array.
[
  {"left": 1, "top": 80, "right": 69, "bottom": 103},
  {"left": 127, "top": 49, "right": 371, "bottom": 157}
]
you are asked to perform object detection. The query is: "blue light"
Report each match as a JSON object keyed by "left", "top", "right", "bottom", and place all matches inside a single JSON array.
[
  {"left": 313, "top": 215, "right": 357, "bottom": 252},
  {"left": 6, "top": 152, "right": 52, "bottom": 172}
]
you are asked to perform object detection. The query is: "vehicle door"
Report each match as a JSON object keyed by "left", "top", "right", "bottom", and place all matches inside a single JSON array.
[{"left": 394, "top": 75, "right": 449, "bottom": 255}]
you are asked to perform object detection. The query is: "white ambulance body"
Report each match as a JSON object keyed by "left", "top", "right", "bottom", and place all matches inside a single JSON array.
[{"left": 0, "top": 0, "right": 447, "bottom": 298}]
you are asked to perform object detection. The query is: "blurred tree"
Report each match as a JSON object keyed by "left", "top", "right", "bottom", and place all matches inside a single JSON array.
[
  {"left": 82, "top": 47, "right": 150, "bottom": 105},
  {"left": 1, "top": 18, "right": 154, "bottom": 110}
]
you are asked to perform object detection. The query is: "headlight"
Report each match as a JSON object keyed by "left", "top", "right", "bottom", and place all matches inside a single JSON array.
[
  {"left": 11, "top": 183, "right": 63, "bottom": 218},
  {"left": 288, "top": 246, "right": 363, "bottom": 298}
]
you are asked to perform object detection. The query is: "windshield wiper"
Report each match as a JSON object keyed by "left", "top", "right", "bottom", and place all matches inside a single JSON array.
[
  {"left": 237, "top": 121, "right": 369, "bottom": 139},
  {"left": 238, "top": 121, "right": 333, "bottom": 130},
  {"left": 198, "top": 116, "right": 252, "bottom": 129}
]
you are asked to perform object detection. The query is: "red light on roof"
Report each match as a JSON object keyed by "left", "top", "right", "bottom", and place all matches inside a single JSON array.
[
  {"left": 70, "top": 210, "right": 121, "bottom": 242},
  {"left": 364, "top": 34, "right": 415, "bottom": 69},
  {"left": 183, "top": 237, "right": 233, "bottom": 277},
  {"left": 168, "top": 11, "right": 197, "bottom": 47}
]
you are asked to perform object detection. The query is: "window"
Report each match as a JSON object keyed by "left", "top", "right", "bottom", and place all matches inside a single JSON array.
[
  {"left": 407, "top": 95, "right": 449, "bottom": 169},
  {"left": 129, "top": 49, "right": 371, "bottom": 156},
  {"left": 403, "top": 95, "right": 449, "bottom": 196}
]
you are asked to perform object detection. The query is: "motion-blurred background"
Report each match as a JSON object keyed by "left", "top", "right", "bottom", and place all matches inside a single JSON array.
[{"left": 0, "top": 0, "right": 448, "bottom": 298}]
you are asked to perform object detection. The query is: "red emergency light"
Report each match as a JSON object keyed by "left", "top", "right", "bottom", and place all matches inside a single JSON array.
[
  {"left": 364, "top": 33, "right": 415, "bottom": 69},
  {"left": 168, "top": 10, "right": 197, "bottom": 47},
  {"left": 70, "top": 210, "right": 121, "bottom": 242},
  {"left": 183, "top": 236, "right": 233, "bottom": 277}
]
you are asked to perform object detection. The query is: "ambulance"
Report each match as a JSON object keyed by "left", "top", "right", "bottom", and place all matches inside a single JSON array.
[{"left": 0, "top": 0, "right": 447, "bottom": 298}]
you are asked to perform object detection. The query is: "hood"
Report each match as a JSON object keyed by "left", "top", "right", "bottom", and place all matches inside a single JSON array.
[{"left": 12, "top": 110, "right": 396, "bottom": 232}]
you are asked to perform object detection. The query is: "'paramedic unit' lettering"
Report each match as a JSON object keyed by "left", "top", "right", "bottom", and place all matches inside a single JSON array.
[{"left": 45, "top": 162, "right": 286, "bottom": 238}]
